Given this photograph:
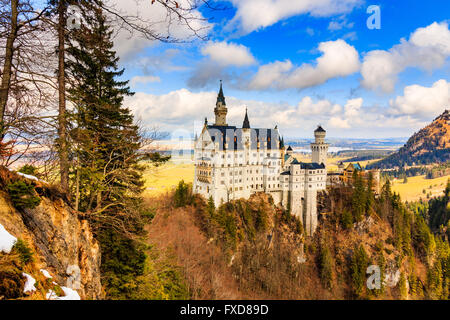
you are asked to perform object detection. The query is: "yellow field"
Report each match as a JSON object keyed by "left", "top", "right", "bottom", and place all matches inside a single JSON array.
[
  {"left": 392, "top": 175, "right": 449, "bottom": 202},
  {"left": 142, "top": 161, "right": 194, "bottom": 197}
]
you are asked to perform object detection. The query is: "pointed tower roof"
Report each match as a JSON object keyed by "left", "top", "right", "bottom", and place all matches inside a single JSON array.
[
  {"left": 242, "top": 107, "right": 250, "bottom": 129},
  {"left": 315, "top": 125, "right": 326, "bottom": 133},
  {"left": 279, "top": 136, "right": 285, "bottom": 149},
  {"left": 216, "top": 80, "right": 226, "bottom": 105}
]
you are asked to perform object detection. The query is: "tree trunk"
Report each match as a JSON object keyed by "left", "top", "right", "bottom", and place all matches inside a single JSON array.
[
  {"left": 0, "top": 0, "right": 19, "bottom": 139},
  {"left": 57, "top": 0, "right": 69, "bottom": 195}
]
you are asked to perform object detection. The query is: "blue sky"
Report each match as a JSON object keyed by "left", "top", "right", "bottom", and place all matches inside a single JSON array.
[{"left": 112, "top": 0, "right": 450, "bottom": 139}]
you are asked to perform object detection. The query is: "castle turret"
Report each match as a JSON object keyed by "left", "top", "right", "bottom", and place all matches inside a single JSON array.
[
  {"left": 242, "top": 108, "right": 250, "bottom": 129},
  {"left": 311, "top": 125, "right": 329, "bottom": 168},
  {"left": 214, "top": 81, "right": 228, "bottom": 126}
]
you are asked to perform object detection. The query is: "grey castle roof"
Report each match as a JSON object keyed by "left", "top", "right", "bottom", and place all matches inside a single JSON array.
[{"left": 206, "top": 125, "right": 281, "bottom": 151}]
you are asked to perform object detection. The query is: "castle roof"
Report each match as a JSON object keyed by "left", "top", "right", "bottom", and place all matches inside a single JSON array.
[
  {"left": 205, "top": 125, "right": 280, "bottom": 151},
  {"left": 243, "top": 108, "right": 250, "bottom": 129},
  {"left": 287, "top": 146, "right": 293, "bottom": 151},
  {"left": 315, "top": 125, "right": 326, "bottom": 133},
  {"left": 297, "top": 162, "right": 326, "bottom": 169},
  {"left": 216, "top": 81, "right": 226, "bottom": 105}
]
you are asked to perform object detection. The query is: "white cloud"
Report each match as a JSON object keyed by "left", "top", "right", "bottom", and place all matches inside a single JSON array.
[
  {"left": 201, "top": 41, "right": 256, "bottom": 67},
  {"left": 130, "top": 75, "right": 161, "bottom": 86},
  {"left": 125, "top": 88, "right": 429, "bottom": 138},
  {"left": 226, "top": 0, "right": 362, "bottom": 34},
  {"left": 106, "top": 0, "right": 212, "bottom": 61},
  {"left": 328, "top": 16, "right": 354, "bottom": 31},
  {"left": 389, "top": 79, "right": 450, "bottom": 117},
  {"left": 248, "top": 60, "right": 293, "bottom": 90},
  {"left": 361, "top": 22, "right": 450, "bottom": 93},
  {"left": 328, "top": 117, "right": 350, "bottom": 129},
  {"left": 248, "top": 39, "right": 360, "bottom": 90}
]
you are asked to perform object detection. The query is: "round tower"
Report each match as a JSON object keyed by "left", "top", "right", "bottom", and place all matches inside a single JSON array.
[{"left": 311, "top": 125, "right": 329, "bottom": 167}]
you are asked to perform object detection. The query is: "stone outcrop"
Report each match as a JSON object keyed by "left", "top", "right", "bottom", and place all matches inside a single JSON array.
[{"left": 0, "top": 169, "right": 103, "bottom": 299}]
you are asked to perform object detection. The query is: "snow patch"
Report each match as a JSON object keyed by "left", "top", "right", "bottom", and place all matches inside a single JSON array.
[
  {"left": 46, "top": 287, "right": 81, "bottom": 300},
  {"left": 7, "top": 168, "right": 47, "bottom": 183},
  {"left": 22, "top": 273, "right": 37, "bottom": 293},
  {"left": 40, "top": 269, "right": 53, "bottom": 279},
  {"left": 0, "top": 223, "right": 17, "bottom": 254}
]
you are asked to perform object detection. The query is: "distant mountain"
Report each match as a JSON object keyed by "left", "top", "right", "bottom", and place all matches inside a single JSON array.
[{"left": 368, "top": 110, "right": 450, "bottom": 169}]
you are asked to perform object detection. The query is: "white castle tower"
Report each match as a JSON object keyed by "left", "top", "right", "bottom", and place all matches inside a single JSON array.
[{"left": 311, "top": 125, "right": 329, "bottom": 168}]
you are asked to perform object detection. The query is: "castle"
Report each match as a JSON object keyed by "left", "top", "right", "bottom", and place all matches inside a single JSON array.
[{"left": 193, "top": 83, "right": 328, "bottom": 235}]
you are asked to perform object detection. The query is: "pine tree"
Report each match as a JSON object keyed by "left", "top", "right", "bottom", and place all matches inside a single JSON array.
[
  {"left": 67, "top": 2, "right": 143, "bottom": 217},
  {"left": 351, "top": 170, "right": 366, "bottom": 222},
  {"left": 351, "top": 244, "right": 369, "bottom": 298},
  {"left": 65, "top": 2, "right": 146, "bottom": 298}
]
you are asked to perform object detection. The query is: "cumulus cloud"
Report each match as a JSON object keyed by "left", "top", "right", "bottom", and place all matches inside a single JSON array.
[
  {"left": 106, "top": 0, "right": 212, "bottom": 61},
  {"left": 248, "top": 60, "right": 293, "bottom": 90},
  {"left": 187, "top": 41, "right": 256, "bottom": 88},
  {"left": 201, "top": 41, "right": 256, "bottom": 67},
  {"left": 361, "top": 22, "right": 450, "bottom": 93},
  {"left": 248, "top": 39, "right": 360, "bottom": 90},
  {"left": 226, "top": 0, "right": 362, "bottom": 34},
  {"left": 124, "top": 88, "right": 429, "bottom": 138},
  {"left": 389, "top": 79, "right": 450, "bottom": 117}
]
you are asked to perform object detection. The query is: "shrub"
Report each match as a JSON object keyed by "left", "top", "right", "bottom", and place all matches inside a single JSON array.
[
  {"left": 173, "top": 180, "right": 193, "bottom": 208},
  {"left": 12, "top": 239, "right": 34, "bottom": 265},
  {"left": 318, "top": 245, "right": 334, "bottom": 290},
  {"left": 7, "top": 181, "right": 41, "bottom": 209},
  {"left": 98, "top": 229, "right": 147, "bottom": 299},
  {"left": 18, "top": 164, "right": 37, "bottom": 176},
  {"left": 351, "top": 244, "right": 369, "bottom": 298},
  {"left": 341, "top": 210, "right": 353, "bottom": 230},
  {"left": 0, "top": 255, "right": 26, "bottom": 299}
]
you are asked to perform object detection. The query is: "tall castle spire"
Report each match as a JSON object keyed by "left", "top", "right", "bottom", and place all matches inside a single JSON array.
[
  {"left": 214, "top": 80, "right": 228, "bottom": 126},
  {"left": 242, "top": 107, "right": 250, "bottom": 129},
  {"left": 217, "top": 80, "right": 226, "bottom": 105}
]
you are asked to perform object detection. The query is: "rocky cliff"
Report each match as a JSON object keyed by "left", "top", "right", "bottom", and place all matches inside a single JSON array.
[{"left": 0, "top": 167, "right": 102, "bottom": 300}]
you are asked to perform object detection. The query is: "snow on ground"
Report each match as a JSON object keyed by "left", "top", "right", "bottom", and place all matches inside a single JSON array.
[
  {"left": 46, "top": 287, "right": 81, "bottom": 300},
  {"left": 7, "top": 168, "right": 47, "bottom": 183},
  {"left": 22, "top": 273, "right": 37, "bottom": 293},
  {"left": 0, "top": 223, "right": 17, "bottom": 253},
  {"left": 40, "top": 269, "right": 53, "bottom": 279}
]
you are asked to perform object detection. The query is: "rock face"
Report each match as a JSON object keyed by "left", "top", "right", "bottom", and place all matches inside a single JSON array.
[{"left": 0, "top": 172, "right": 103, "bottom": 299}]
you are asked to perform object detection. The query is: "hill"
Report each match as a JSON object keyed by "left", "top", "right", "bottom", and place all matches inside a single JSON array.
[
  {"left": 146, "top": 178, "right": 450, "bottom": 300},
  {"left": 368, "top": 110, "right": 450, "bottom": 169}
]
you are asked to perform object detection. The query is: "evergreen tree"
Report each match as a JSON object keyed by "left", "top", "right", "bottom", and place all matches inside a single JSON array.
[
  {"left": 366, "top": 171, "right": 375, "bottom": 213},
  {"left": 351, "top": 170, "right": 366, "bottom": 222},
  {"left": 351, "top": 244, "right": 369, "bottom": 298},
  {"left": 65, "top": 2, "right": 146, "bottom": 298}
]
